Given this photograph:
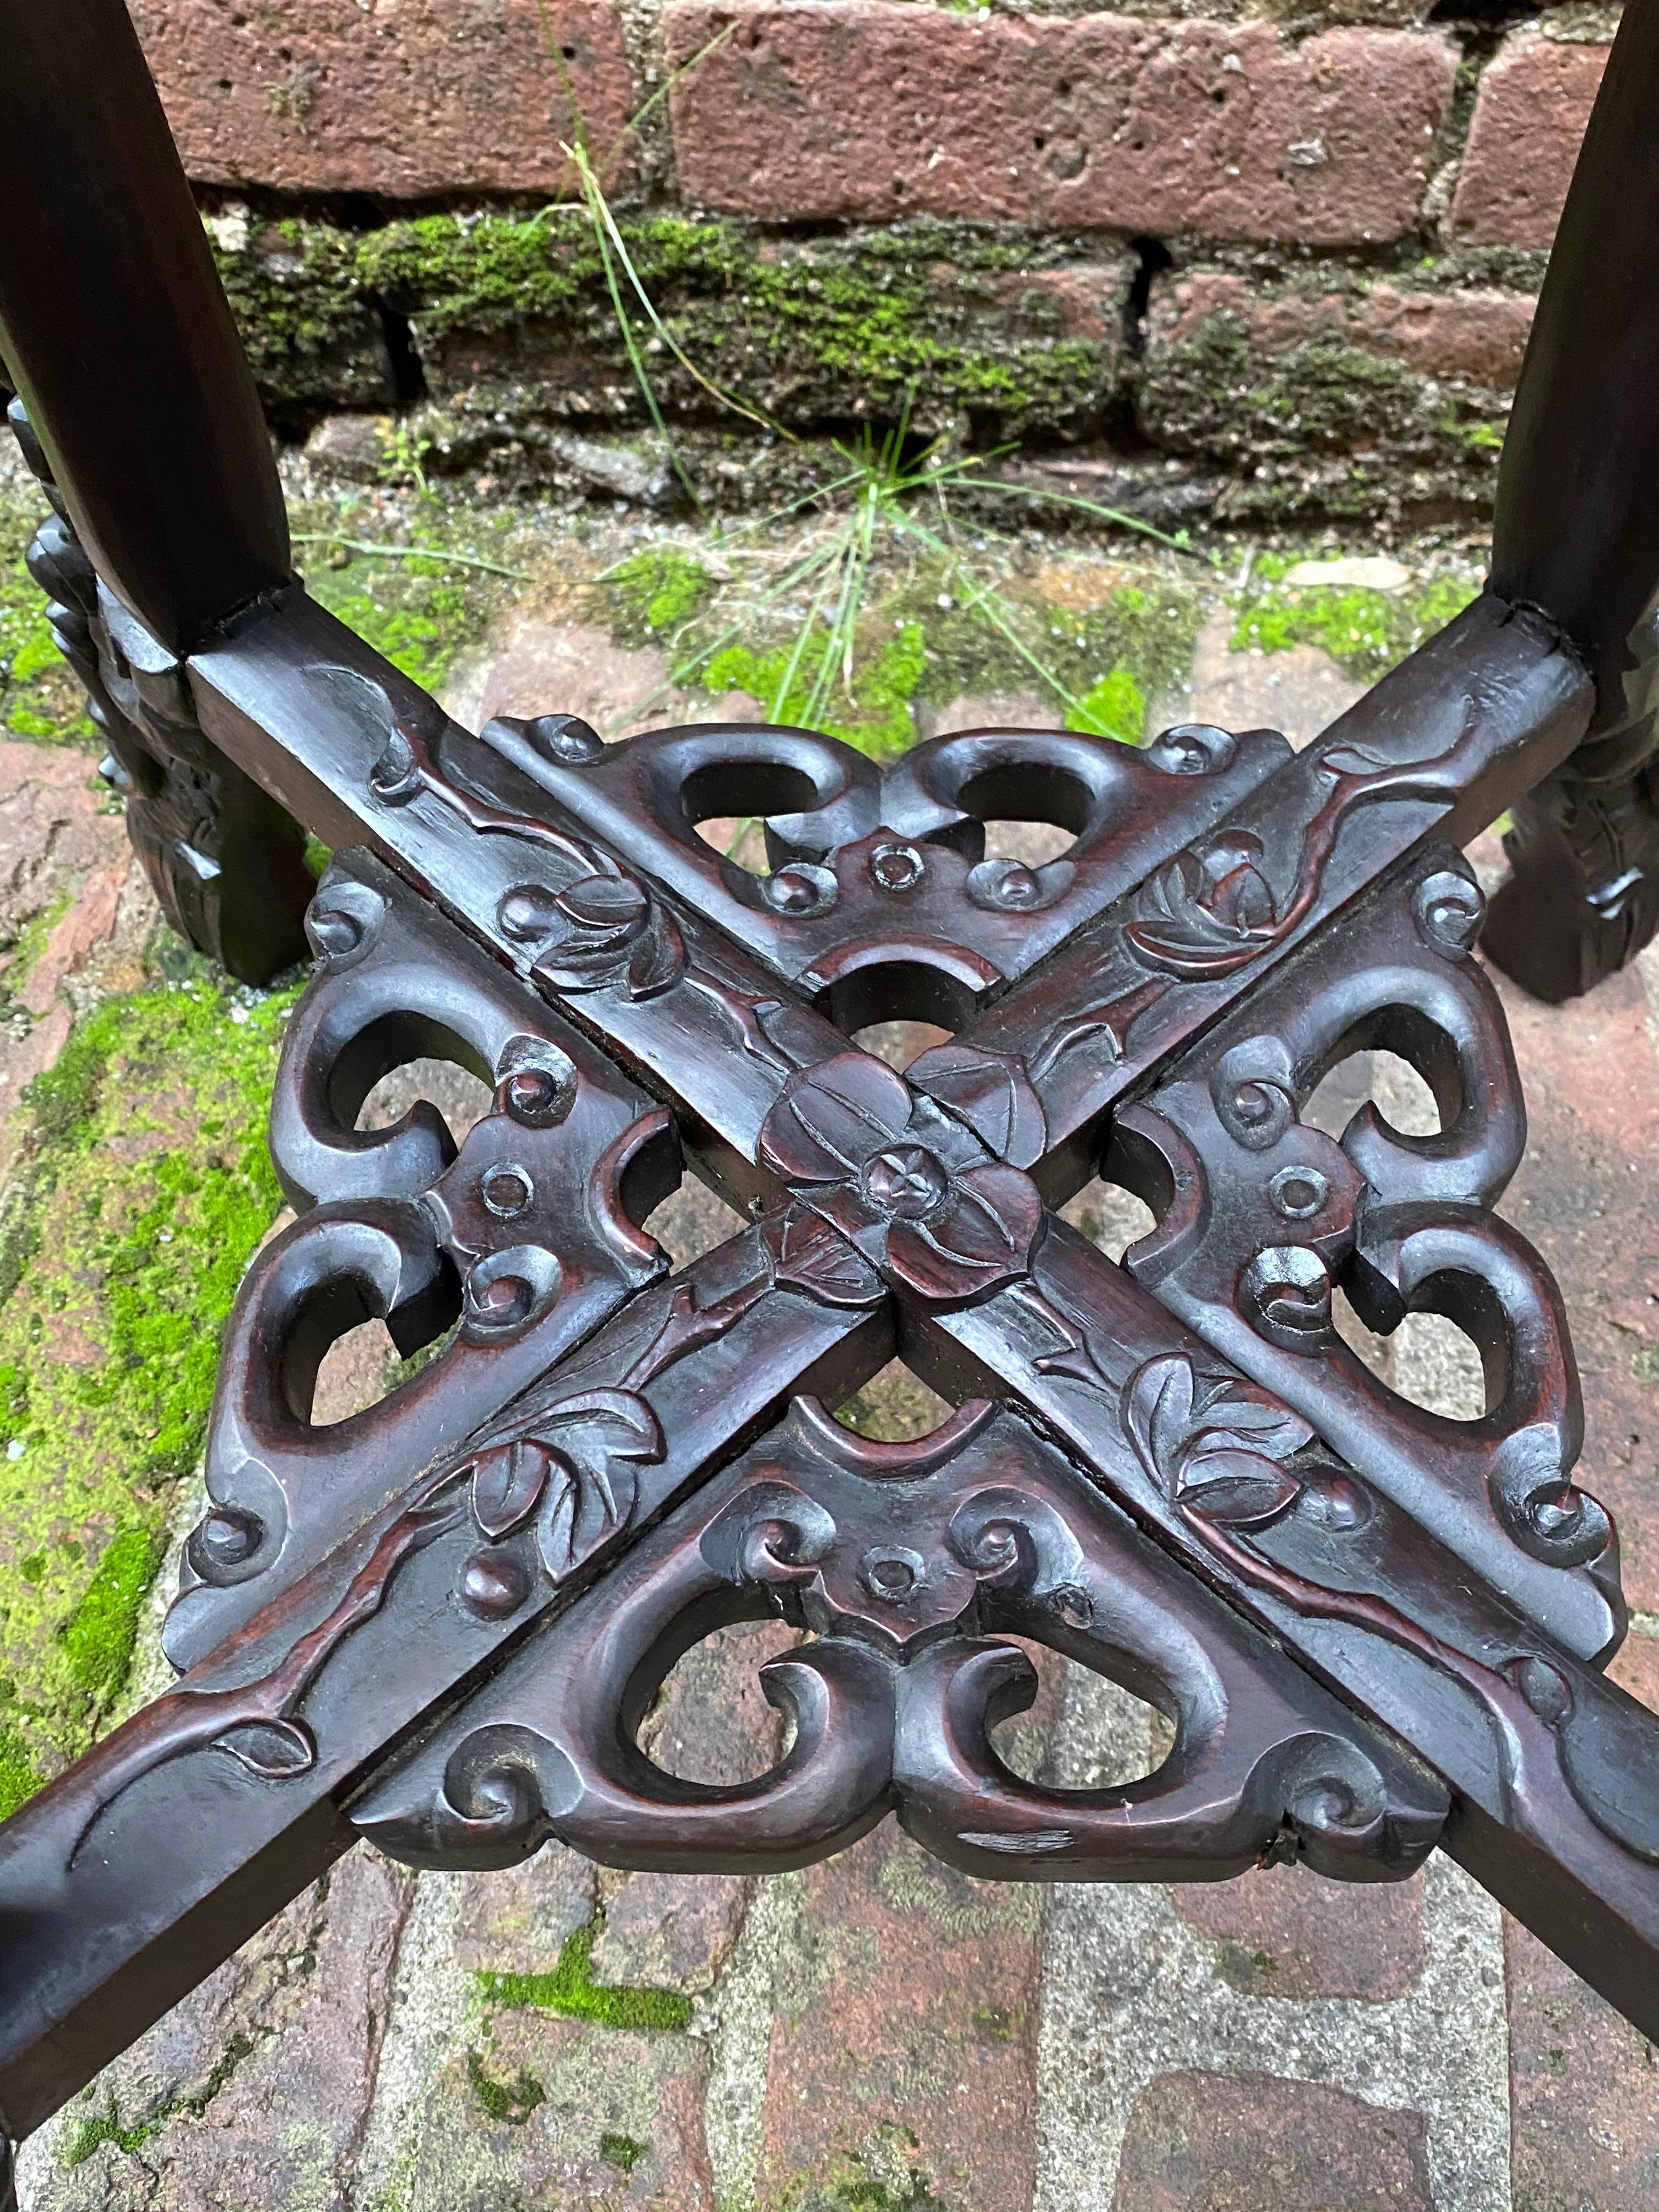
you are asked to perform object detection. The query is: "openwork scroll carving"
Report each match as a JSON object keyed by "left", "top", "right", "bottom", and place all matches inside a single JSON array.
[{"left": 9, "top": 577, "right": 1659, "bottom": 2145}]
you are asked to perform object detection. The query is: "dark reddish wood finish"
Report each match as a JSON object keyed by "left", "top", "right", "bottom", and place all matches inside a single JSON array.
[{"left": 3, "top": 0, "right": 1659, "bottom": 2177}]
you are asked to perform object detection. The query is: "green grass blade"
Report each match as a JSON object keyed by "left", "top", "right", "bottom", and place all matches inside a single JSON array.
[
  {"left": 291, "top": 535, "right": 529, "bottom": 580},
  {"left": 946, "top": 478, "right": 1205, "bottom": 558}
]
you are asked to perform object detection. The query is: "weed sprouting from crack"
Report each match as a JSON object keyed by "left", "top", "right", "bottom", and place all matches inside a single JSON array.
[{"left": 539, "top": 38, "right": 1215, "bottom": 753}]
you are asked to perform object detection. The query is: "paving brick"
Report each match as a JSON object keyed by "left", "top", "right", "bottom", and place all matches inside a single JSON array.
[
  {"left": 666, "top": 7, "right": 1456, "bottom": 245},
  {"left": 755, "top": 1822, "right": 1042, "bottom": 2211},
  {"left": 452, "top": 1844, "right": 598, "bottom": 1977},
  {"left": 131, "top": 0, "right": 636, "bottom": 199},
  {"left": 1169, "top": 1862, "right": 1426, "bottom": 2001},
  {"left": 32, "top": 1848, "right": 412, "bottom": 2212},
  {"left": 0, "top": 739, "right": 136, "bottom": 1184},
  {"left": 1489, "top": 960, "right": 1659, "bottom": 1612},
  {"left": 1505, "top": 1910, "right": 1659, "bottom": 2212},
  {"left": 1111, "top": 2069, "right": 1435, "bottom": 2211},
  {"left": 1451, "top": 31, "right": 1610, "bottom": 250},
  {"left": 405, "top": 2008, "right": 716, "bottom": 2211}
]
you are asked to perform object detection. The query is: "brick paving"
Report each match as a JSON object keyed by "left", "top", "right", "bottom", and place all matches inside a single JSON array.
[{"left": 8, "top": 595, "right": 1659, "bottom": 2212}]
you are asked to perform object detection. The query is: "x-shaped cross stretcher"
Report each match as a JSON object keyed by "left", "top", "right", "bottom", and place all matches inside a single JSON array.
[{"left": 6, "top": 0, "right": 1659, "bottom": 2184}]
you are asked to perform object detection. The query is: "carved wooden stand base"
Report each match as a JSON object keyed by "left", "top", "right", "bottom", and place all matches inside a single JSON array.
[{"left": 7, "top": 0, "right": 1659, "bottom": 2171}]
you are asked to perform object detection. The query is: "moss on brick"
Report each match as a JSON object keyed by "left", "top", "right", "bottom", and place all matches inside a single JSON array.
[
  {"left": 475, "top": 1914, "right": 694, "bottom": 2032},
  {"left": 0, "top": 968, "right": 297, "bottom": 1799},
  {"left": 465, "top": 2049, "right": 548, "bottom": 2127},
  {"left": 212, "top": 215, "right": 392, "bottom": 422},
  {"left": 1230, "top": 554, "right": 1482, "bottom": 679},
  {"left": 63, "top": 2093, "right": 159, "bottom": 2169},
  {"left": 1138, "top": 295, "right": 1511, "bottom": 522},
  {"left": 356, "top": 211, "right": 1124, "bottom": 440}
]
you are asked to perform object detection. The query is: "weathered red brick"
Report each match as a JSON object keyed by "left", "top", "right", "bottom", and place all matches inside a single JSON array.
[
  {"left": 667, "top": 7, "right": 1456, "bottom": 246},
  {"left": 1488, "top": 960, "right": 1659, "bottom": 1612},
  {"left": 1149, "top": 268, "right": 1534, "bottom": 388},
  {"left": 1506, "top": 1912, "right": 1659, "bottom": 2211},
  {"left": 1113, "top": 2070, "right": 1435, "bottom": 2211},
  {"left": 131, "top": 0, "right": 636, "bottom": 199},
  {"left": 1170, "top": 1862, "right": 1426, "bottom": 2000},
  {"left": 755, "top": 1822, "right": 1041, "bottom": 2210},
  {"left": 1451, "top": 31, "right": 1610, "bottom": 250}
]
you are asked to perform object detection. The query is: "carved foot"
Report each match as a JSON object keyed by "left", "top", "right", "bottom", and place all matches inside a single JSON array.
[
  {"left": 1482, "top": 765, "right": 1659, "bottom": 1002},
  {"left": 5, "top": 395, "right": 312, "bottom": 986}
]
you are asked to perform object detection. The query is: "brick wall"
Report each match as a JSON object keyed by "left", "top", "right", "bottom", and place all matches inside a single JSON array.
[{"left": 129, "top": 1, "right": 1618, "bottom": 525}]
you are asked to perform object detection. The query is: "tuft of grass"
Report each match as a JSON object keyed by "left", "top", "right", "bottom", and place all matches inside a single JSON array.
[
  {"left": 475, "top": 1914, "right": 693, "bottom": 2032},
  {"left": 557, "top": 80, "right": 1206, "bottom": 754}
]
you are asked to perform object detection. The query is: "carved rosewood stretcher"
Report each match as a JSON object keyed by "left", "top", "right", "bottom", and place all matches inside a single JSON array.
[{"left": 3, "top": 0, "right": 1659, "bottom": 2191}]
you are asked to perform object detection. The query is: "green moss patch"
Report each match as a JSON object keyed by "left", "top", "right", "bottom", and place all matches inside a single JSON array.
[
  {"left": 601, "top": 2133, "right": 645, "bottom": 2175},
  {"left": 291, "top": 504, "right": 526, "bottom": 695},
  {"left": 602, "top": 548, "right": 718, "bottom": 650},
  {"left": 211, "top": 215, "right": 393, "bottom": 423},
  {"left": 1138, "top": 294, "right": 1513, "bottom": 524},
  {"left": 595, "top": 539, "right": 1200, "bottom": 758},
  {"left": 361, "top": 211, "right": 1122, "bottom": 442},
  {"left": 0, "top": 483, "right": 93, "bottom": 744},
  {"left": 0, "top": 970, "right": 296, "bottom": 1804},
  {"left": 63, "top": 2094, "right": 159, "bottom": 2169},
  {"left": 1229, "top": 555, "right": 1482, "bottom": 681},
  {"left": 475, "top": 1914, "right": 694, "bottom": 2033},
  {"left": 466, "top": 2048, "right": 548, "bottom": 2127}
]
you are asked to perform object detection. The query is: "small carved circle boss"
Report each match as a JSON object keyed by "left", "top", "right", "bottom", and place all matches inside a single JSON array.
[
  {"left": 481, "top": 1165, "right": 534, "bottom": 1219},
  {"left": 1269, "top": 1164, "right": 1329, "bottom": 1221},
  {"left": 861, "top": 1143, "right": 949, "bottom": 1220},
  {"left": 869, "top": 842, "right": 925, "bottom": 893}
]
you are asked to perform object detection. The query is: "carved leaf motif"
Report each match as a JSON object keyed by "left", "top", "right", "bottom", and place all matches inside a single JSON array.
[
  {"left": 1176, "top": 1449, "right": 1305, "bottom": 1527},
  {"left": 1189, "top": 1375, "right": 1314, "bottom": 1462},
  {"left": 213, "top": 1718, "right": 317, "bottom": 1780},
  {"left": 529, "top": 1389, "right": 664, "bottom": 1579},
  {"left": 1131, "top": 836, "right": 1279, "bottom": 967},
  {"left": 625, "top": 907, "right": 687, "bottom": 999},
  {"left": 1320, "top": 742, "right": 1393, "bottom": 778},
  {"left": 537, "top": 934, "right": 636, "bottom": 990},
  {"left": 470, "top": 1438, "right": 554, "bottom": 1541},
  {"left": 556, "top": 873, "right": 648, "bottom": 935},
  {"left": 539, "top": 868, "right": 686, "bottom": 999},
  {"left": 1122, "top": 1356, "right": 1307, "bottom": 1530},
  {"left": 764, "top": 1204, "right": 884, "bottom": 1307}
]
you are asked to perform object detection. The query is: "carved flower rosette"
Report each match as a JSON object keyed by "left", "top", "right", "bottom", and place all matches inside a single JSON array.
[{"left": 759, "top": 1052, "right": 1042, "bottom": 1302}]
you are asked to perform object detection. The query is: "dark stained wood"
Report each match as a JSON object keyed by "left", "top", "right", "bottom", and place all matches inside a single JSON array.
[
  {"left": 4, "top": 0, "right": 1659, "bottom": 2171},
  {"left": 1484, "top": 0, "right": 1659, "bottom": 997},
  {"left": 0, "top": 0, "right": 290, "bottom": 651}
]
